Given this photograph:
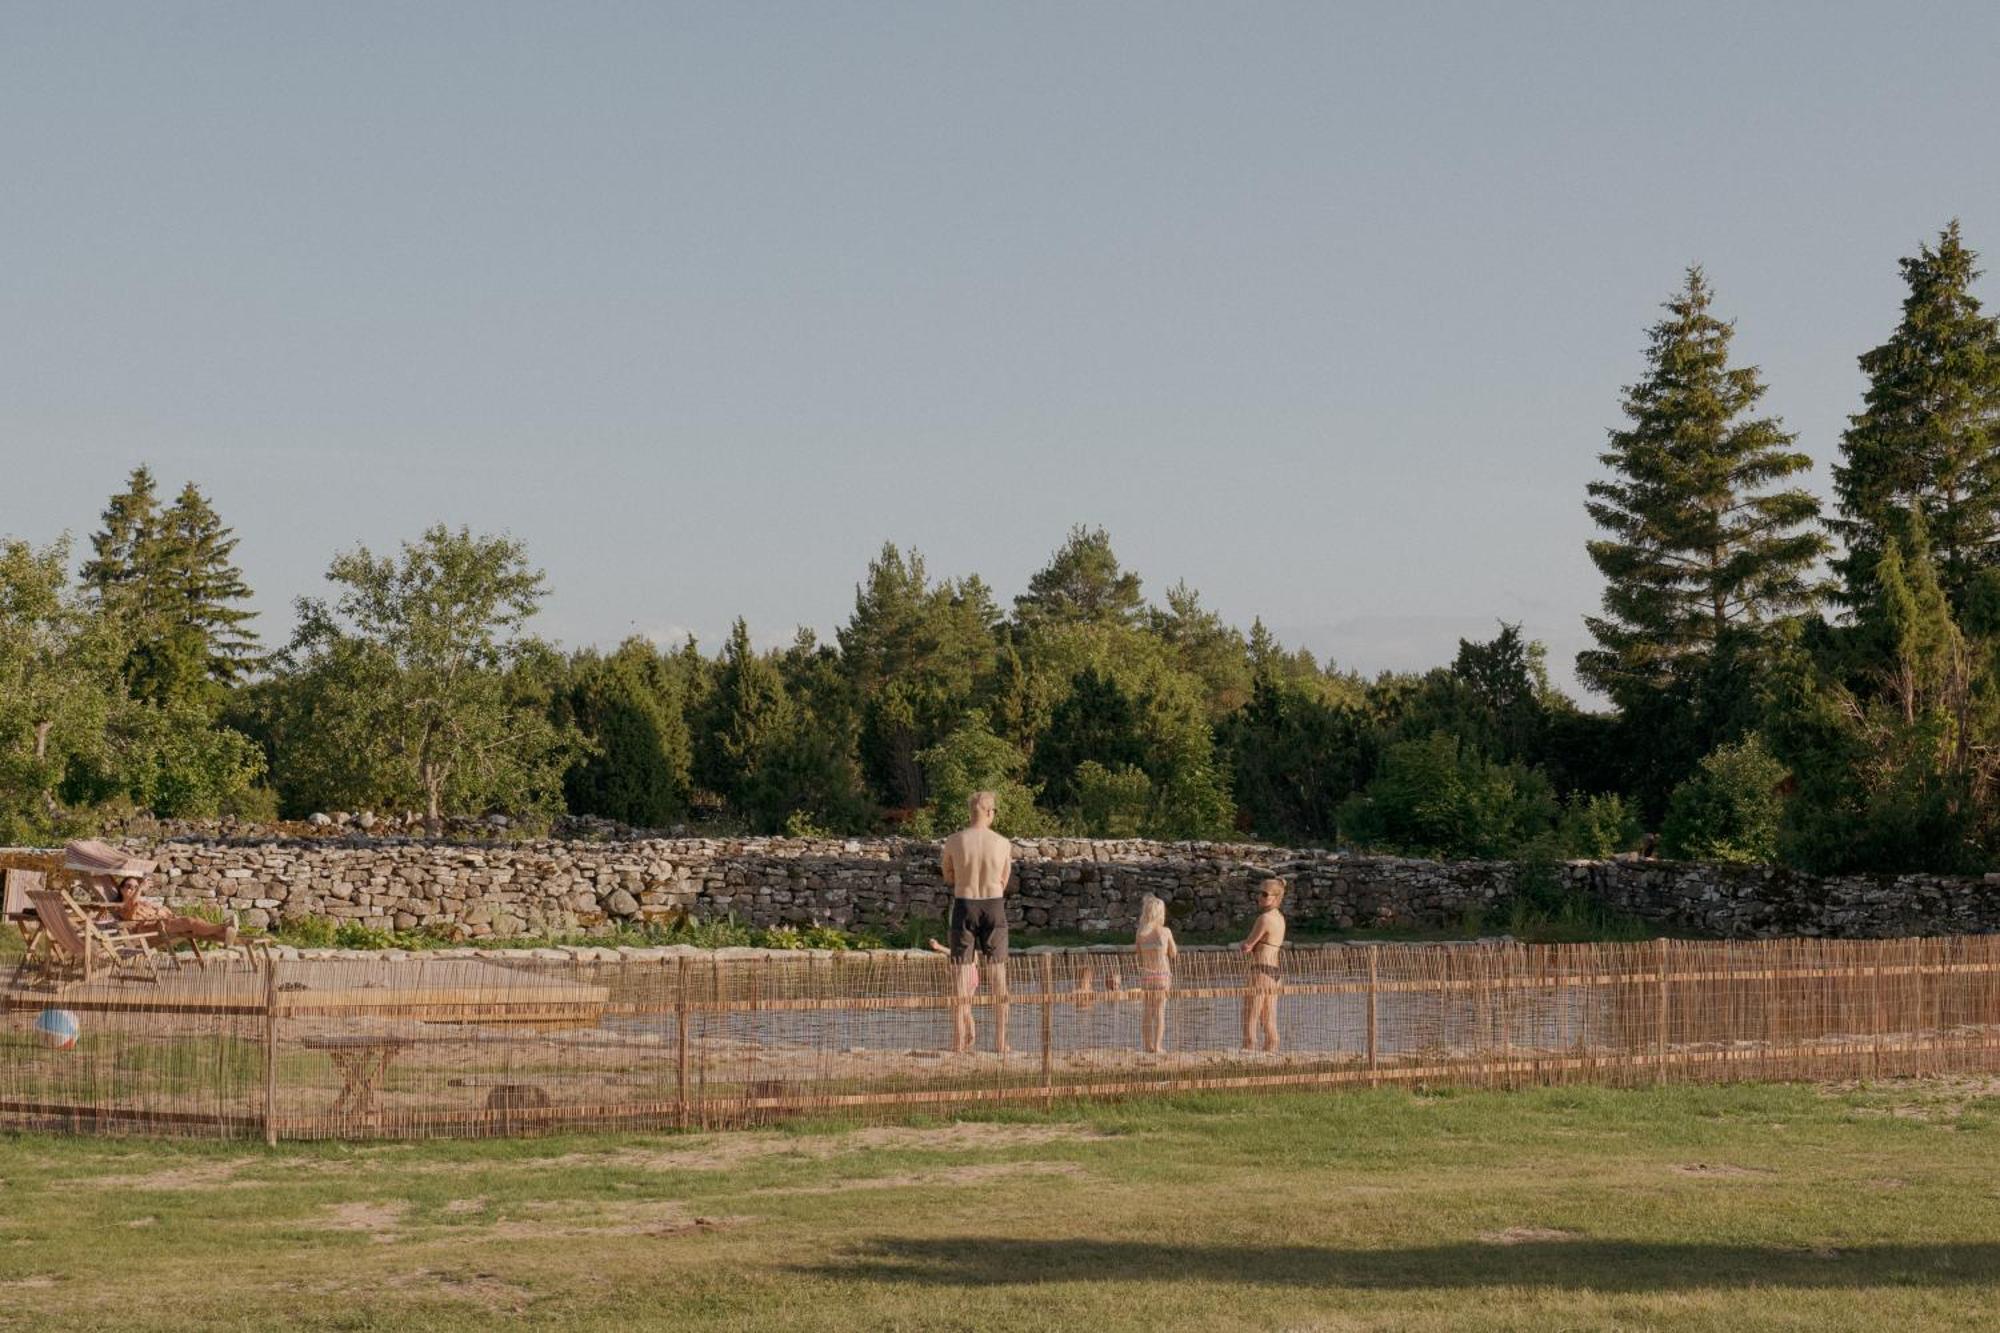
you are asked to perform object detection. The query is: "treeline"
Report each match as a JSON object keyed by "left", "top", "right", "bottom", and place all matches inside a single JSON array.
[{"left": 3, "top": 223, "right": 1998, "bottom": 872}]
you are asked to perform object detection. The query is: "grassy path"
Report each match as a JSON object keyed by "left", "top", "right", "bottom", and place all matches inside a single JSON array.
[{"left": 3, "top": 1078, "right": 1997, "bottom": 1330}]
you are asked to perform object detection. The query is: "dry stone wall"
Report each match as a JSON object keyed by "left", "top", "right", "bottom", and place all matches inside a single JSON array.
[{"left": 75, "top": 834, "right": 2000, "bottom": 941}]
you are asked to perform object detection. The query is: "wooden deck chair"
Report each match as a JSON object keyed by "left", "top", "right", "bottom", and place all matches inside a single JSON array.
[
  {"left": 24, "top": 888, "right": 164, "bottom": 988},
  {"left": 3, "top": 868, "right": 46, "bottom": 962}
]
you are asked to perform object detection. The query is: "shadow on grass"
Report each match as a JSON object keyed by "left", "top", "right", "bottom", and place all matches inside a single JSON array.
[{"left": 799, "top": 1237, "right": 2000, "bottom": 1290}]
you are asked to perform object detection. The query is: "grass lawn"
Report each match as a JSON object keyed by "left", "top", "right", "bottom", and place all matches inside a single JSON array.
[{"left": 3, "top": 1079, "right": 1997, "bottom": 1331}]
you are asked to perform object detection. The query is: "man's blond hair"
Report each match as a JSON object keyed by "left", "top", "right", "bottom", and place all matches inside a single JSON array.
[
  {"left": 1260, "top": 877, "right": 1287, "bottom": 902},
  {"left": 968, "top": 790, "right": 997, "bottom": 819}
]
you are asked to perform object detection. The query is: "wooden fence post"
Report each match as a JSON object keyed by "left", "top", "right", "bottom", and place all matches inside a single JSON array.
[
  {"left": 1366, "top": 946, "right": 1380, "bottom": 1088},
  {"left": 1040, "top": 954, "right": 1054, "bottom": 1110},
  {"left": 262, "top": 955, "right": 279, "bottom": 1147},
  {"left": 1654, "top": 937, "right": 1670, "bottom": 1085},
  {"left": 675, "top": 957, "right": 690, "bottom": 1130},
  {"left": 1871, "top": 946, "right": 1884, "bottom": 1080}
]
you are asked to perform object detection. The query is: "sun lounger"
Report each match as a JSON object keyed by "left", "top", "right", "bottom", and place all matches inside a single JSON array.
[{"left": 23, "top": 888, "right": 165, "bottom": 988}]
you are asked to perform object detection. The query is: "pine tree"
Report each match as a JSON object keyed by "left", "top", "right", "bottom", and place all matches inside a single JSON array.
[
  {"left": 1832, "top": 221, "right": 2000, "bottom": 613},
  {"left": 1579, "top": 268, "right": 1826, "bottom": 705},
  {"left": 1148, "top": 581, "right": 1252, "bottom": 719},
  {"left": 1012, "top": 526, "right": 1144, "bottom": 634},
  {"left": 836, "top": 544, "right": 998, "bottom": 808}
]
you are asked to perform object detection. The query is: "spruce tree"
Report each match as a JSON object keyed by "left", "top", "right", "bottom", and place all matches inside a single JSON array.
[
  {"left": 1579, "top": 268, "right": 1826, "bottom": 706},
  {"left": 559, "top": 639, "right": 692, "bottom": 827},
  {"left": 1832, "top": 221, "right": 2000, "bottom": 613},
  {"left": 694, "top": 619, "right": 796, "bottom": 819},
  {"left": 81, "top": 465, "right": 164, "bottom": 616},
  {"left": 83, "top": 469, "right": 261, "bottom": 703},
  {"left": 159, "top": 481, "right": 262, "bottom": 686}
]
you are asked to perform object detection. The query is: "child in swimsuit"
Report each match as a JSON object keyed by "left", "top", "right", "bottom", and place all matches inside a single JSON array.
[
  {"left": 1135, "top": 893, "right": 1178, "bottom": 1054},
  {"left": 1239, "top": 878, "right": 1286, "bottom": 1053},
  {"left": 925, "top": 937, "right": 982, "bottom": 1053}
]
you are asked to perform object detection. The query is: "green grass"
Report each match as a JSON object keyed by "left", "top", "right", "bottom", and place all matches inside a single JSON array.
[{"left": 3, "top": 1078, "right": 1997, "bottom": 1330}]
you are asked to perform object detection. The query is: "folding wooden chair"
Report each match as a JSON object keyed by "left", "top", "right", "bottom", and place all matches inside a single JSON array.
[
  {"left": 24, "top": 888, "right": 164, "bottom": 988},
  {"left": 3, "top": 868, "right": 47, "bottom": 962}
]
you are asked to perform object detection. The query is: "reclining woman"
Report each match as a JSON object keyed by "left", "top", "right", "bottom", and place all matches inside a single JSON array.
[{"left": 64, "top": 840, "right": 236, "bottom": 947}]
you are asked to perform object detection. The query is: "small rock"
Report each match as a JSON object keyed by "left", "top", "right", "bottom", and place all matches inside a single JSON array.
[{"left": 307, "top": 813, "right": 332, "bottom": 827}]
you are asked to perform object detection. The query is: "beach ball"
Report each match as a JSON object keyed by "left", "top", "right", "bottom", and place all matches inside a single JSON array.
[{"left": 33, "top": 1008, "right": 79, "bottom": 1051}]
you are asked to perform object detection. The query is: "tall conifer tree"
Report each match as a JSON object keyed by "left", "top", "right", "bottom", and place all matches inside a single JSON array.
[
  {"left": 1012, "top": 526, "right": 1144, "bottom": 634},
  {"left": 1579, "top": 268, "right": 1826, "bottom": 704},
  {"left": 1832, "top": 221, "right": 2000, "bottom": 613},
  {"left": 83, "top": 469, "right": 261, "bottom": 703},
  {"left": 159, "top": 481, "right": 262, "bottom": 686},
  {"left": 81, "top": 465, "right": 164, "bottom": 616}
]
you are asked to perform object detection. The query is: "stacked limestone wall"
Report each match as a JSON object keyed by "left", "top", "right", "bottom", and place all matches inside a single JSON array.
[{"left": 50, "top": 834, "right": 1998, "bottom": 940}]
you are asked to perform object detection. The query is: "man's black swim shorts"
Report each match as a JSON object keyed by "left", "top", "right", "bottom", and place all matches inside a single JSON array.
[{"left": 948, "top": 896, "right": 1008, "bottom": 964}]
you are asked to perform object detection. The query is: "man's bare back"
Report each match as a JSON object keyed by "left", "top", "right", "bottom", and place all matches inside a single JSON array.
[
  {"left": 939, "top": 792, "right": 1014, "bottom": 1053},
  {"left": 941, "top": 825, "right": 1012, "bottom": 900}
]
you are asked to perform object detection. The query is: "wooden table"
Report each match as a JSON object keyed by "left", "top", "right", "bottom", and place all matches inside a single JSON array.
[{"left": 303, "top": 1035, "right": 414, "bottom": 1120}]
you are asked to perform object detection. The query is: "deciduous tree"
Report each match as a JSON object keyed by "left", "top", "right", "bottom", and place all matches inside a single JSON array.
[{"left": 280, "top": 525, "right": 576, "bottom": 826}]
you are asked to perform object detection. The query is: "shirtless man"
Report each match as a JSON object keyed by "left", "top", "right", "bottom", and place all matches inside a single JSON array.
[
  {"left": 940, "top": 790, "right": 1014, "bottom": 1054},
  {"left": 1239, "top": 877, "right": 1287, "bottom": 1052}
]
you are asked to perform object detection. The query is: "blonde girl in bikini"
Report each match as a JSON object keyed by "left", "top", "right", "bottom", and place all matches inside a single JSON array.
[{"left": 1135, "top": 893, "right": 1178, "bottom": 1054}]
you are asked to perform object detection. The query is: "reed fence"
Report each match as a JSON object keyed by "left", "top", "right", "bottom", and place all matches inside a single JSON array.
[{"left": 4, "top": 935, "right": 1999, "bottom": 1141}]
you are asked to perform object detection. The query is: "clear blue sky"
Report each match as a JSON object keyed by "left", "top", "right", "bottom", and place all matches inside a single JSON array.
[{"left": 5, "top": 3, "right": 1998, "bottom": 695}]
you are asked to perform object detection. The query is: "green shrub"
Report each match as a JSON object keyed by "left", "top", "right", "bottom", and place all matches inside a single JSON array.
[
  {"left": 1661, "top": 734, "right": 1786, "bottom": 864},
  {"left": 1337, "top": 731, "right": 1559, "bottom": 860},
  {"left": 1556, "top": 792, "right": 1641, "bottom": 859},
  {"left": 905, "top": 712, "right": 1057, "bottom": 838},
  {"left": 1069, "top": 761, "right": 1152, "bottom": 837},
  {"left": 277, "top": 915, "right": 337, "bottom": 948},
  {"left": 782, "top": 810, "right": 834, "bottom": 839}
]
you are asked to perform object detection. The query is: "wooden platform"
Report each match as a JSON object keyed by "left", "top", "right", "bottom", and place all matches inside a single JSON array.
[{"left": 1, "top": 958, "right": 609, "bottom": 1026}]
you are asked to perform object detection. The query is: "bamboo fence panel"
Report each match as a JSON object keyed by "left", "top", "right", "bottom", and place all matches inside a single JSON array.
[{"left": 3, "top": 935, "right": 2000, "bottom": 1140}]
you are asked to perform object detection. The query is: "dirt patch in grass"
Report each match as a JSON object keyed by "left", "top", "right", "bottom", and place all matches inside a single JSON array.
[
  {"left": 1673, "top": 1163, "right": 1778, "bottom": 1179},
  {"left": 304, "top": 1196, "right": 746, "bottom": 1244},
  {"left": 539, "top": 1121, "right": 1110, "bottom": 1173},
  {"left": 482, "top": 1201, "right": 752, "bottom": 1241},
  {"left": 755, "top": 1160, "right": 1087, "bottom": 1196},
  {"left": 313, "top": 1200, "right": 411, "bottom": 1242},
  {"left": 0, "top": 1276, "right": 57, "bottom": 1290},
  {"left": 1477, "top": 1227, "right": 1580, "bottom": 1245},
  {"left": 79, "top": 1162, "right": 260, "bottom": 1192},
  {"left": 1822, "top": 1075, "right": 2000, "bottom": 1122},
  {"left": 385, "top": 1268, "right": 535, "bottom": 1313}
]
